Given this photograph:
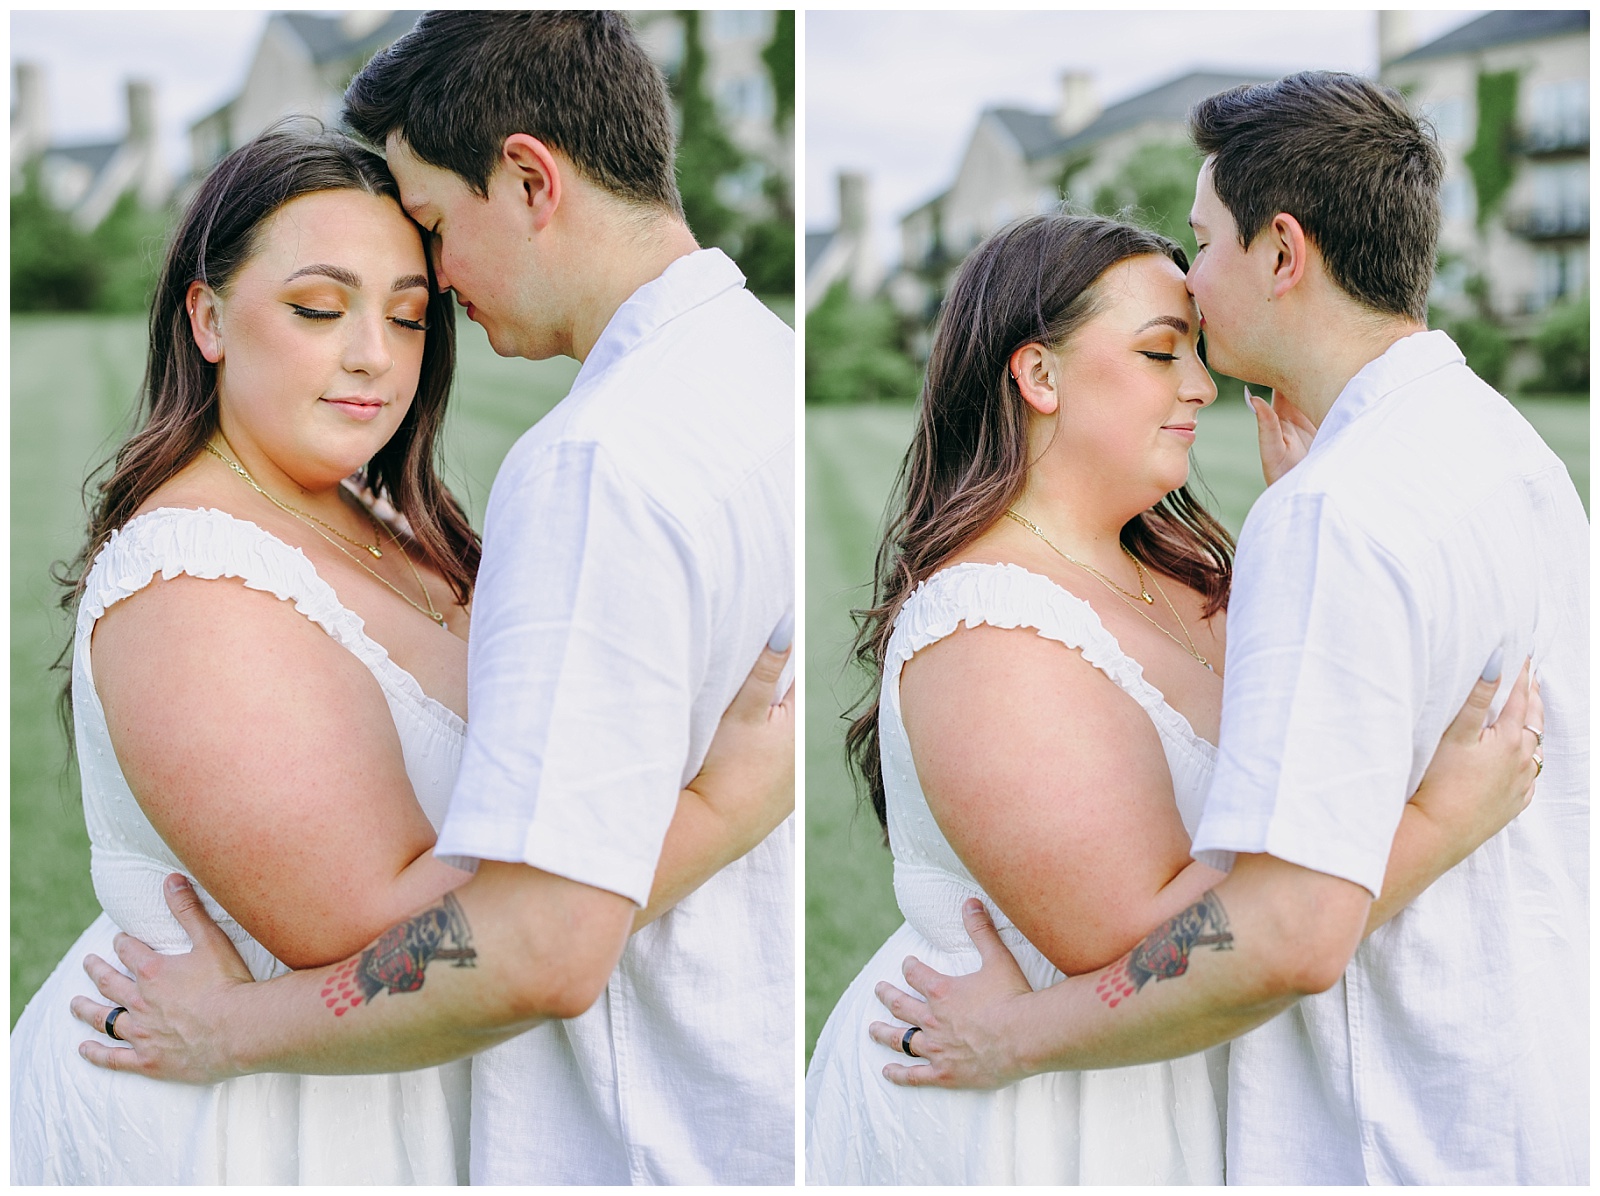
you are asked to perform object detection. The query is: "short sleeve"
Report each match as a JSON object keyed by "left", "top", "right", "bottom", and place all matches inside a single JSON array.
[
  {"left": 1191, "top": 491, "right": 1423, "bottom": 896},
  {"left": 435, "top": 438, "right": 697, "bottom": 907}
]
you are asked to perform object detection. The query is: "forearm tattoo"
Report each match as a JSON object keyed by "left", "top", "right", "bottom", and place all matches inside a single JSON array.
[
  {"left": 1096, "top": 890, "right": 1233, "bottom": 1008},
  {"left": 322, "top": 893, "right": 477, "bottom": 1017}
]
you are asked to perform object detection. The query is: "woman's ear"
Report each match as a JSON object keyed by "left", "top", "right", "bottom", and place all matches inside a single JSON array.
[
  {"left": 1008, "top": 343, "right": 1059, "bottom": 415},
  {"left": 186, "top": 281, "right": 224, "bottom": 364}
]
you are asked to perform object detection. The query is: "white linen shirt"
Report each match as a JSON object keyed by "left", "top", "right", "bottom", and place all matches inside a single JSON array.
[
  {"left": 1191, "top": 331, "right": 1588, "bottom": 1183},
  {"left": 434, "top": 249, "right": 795, "bottom": 1184}
]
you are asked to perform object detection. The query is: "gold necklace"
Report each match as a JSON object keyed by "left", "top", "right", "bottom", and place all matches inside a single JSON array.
[
  {"left": 1004, "top": 510, "right": 1152, "bottom": 602},
  {"left": 205, "top": 441, "right": 383, "bottom": 558},
  {"left": 1004, "top": 508, "right": 1212, "bottom": 671},
  {"left": 205, "top": 440, "right": 446, "bottom": 627}
]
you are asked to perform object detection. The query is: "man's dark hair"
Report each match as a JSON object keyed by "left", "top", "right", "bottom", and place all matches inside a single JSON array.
[
  {"left": 344, "top": 10, "right": 682, "bottom": 214},
  {"left": 1189, "top": 71, "right": 1443, "bottom": 320}
]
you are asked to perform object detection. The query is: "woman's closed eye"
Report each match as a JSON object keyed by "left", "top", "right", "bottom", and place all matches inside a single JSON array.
[
  {"left": 1140, "top": 351, "right": 1179, "bottom": 362},
  {"left": 289, "top": 303, "right": 341, "bottom": 321}
]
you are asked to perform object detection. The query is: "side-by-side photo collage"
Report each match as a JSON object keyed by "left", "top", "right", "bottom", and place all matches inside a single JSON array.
[{"left": 9, "top": 8, "right": 1588, "bottom": 1187}]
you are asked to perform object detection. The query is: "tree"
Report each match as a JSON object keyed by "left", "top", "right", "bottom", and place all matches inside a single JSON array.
[
  {"left": 1090, "top": 141, "right": 1202, "bottom": 260},
  {"left": 805, "top": 281, "right": 922, "bottom": 404}
]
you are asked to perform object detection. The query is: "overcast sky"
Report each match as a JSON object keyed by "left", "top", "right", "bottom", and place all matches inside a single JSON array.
[
  {"left": 13, "top": 7, "right": 1486, "bottom": 265},
  {"left": 806, "top": 8, "right": 1485, "bottom": 268},
  {"left": 11, "top": 10, "right": 269, "bottom": 179}
]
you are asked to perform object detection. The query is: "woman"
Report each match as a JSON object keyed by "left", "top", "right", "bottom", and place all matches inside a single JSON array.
[
  {"left": 804, "top": 214, "right": 1537, "bottom": 1183},
  {"left": 10, "top": 127, "right": 790, "bottom": 1184}
]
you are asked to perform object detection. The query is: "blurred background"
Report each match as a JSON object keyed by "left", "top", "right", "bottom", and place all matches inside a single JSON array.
[
  {"left": 805, "top": 9, "right": 1589, "bottom": 1061},
  {"left": 10, "top": 9, "right": 796, "bottom": 1024}
]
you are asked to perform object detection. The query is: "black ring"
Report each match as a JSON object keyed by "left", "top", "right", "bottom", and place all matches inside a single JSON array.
[
  {"left": 901, "top": 1025, "right": 921, "bottom": 1058},
  {"left": 104, "top": 1006, "right": 129, "bottom": 1042}
]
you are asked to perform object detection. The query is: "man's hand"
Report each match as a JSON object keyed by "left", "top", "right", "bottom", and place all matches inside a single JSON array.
[
  {"left": 1250, "top": 387, "right": 1317, "bottom": 485},
  {"left": 72, "top": 874, "right": 254, "bottom": 1083},
  {"left": 866, "top": 899, "right": 1035, "bottom": 1089}
]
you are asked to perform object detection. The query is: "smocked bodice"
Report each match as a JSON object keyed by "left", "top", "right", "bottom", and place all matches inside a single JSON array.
[{"left": 71, "top": 506, "right": 466, "bottom": 978}]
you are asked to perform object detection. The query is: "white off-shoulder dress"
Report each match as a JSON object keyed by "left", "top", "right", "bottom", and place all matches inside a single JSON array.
[
  {"left": 10, "top": 507, "right": 471, "bottom": 1184},
  {"left": 805, "top": 562, "right": 1228, "bottom": 1184}
]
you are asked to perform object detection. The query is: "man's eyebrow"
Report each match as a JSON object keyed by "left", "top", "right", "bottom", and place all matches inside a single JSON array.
[
  {"left": 392, "top": 274, "right": 430, "bottom": 293},
  {"left": 1136, "top": 315, "right": 1191, "bottom": 335},
  {"left": 285, "top": 264, "right": 361, "bottom": 287}
]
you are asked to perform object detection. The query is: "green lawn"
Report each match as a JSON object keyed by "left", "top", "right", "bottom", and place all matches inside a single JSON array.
[
  {"left": 9, "top": 313, "right": 579, "bottom": 1026},
  {"left": 804, "top": 392, "right": 1588, "bottom": 1061}
]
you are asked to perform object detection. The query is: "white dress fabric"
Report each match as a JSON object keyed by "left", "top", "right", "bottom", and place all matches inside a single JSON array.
[
  {"left": 806, "top": 562, "right": 1228, "bottom": 1184},
  {"left": 10, "top": 506, "right": 471, "bottom": 1185}
]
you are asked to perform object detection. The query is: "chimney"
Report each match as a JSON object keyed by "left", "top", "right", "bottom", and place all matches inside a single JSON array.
[
  {"left": 1378, "top": 11, "right": 1415, "bottom": 68},
  {"left": 838, "top": 171, "right": 868, "bottom": 237},
  {"left": 125, "top": 80, "right": 155, "bottom": 144},
  {"left": 1054, "top": 72, "right": 1099, "bottom": 137},
  {"left": 11, "top": 62, "right": 49, "bottom": 166}
]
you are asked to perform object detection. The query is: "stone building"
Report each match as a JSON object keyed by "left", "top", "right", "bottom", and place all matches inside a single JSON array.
[{"left": 1380, "top": 9, "right": 1589, "bottom": 332}]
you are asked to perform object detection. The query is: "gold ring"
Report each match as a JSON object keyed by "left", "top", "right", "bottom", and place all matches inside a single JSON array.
[{"left": 1533, "top": 754, "right": 1544, "bottom": 777}]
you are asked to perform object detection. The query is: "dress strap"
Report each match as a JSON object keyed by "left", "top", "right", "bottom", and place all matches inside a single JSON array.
[
  {"left": 77, "top": 506, "right": 390, "bottom": 677},
  {"left": 886, "top": 561, "right": 1160, "bottom": 708}
]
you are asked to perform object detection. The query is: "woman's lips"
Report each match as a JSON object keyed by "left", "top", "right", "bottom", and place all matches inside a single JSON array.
[
  {"left": 322, "top": 397, "right": 385, "bottom": 421},
  {"left": 1163, "top": 424, "right": 1197, "bottom": 442}
]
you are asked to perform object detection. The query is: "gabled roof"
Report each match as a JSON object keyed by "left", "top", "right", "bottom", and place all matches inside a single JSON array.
[
  {"left": 805, "top": 229, "right": 836, "bottom": 274},
  {"left": 986, "top": 69, "right": 1275, "bottom": 163},
  {"left": 279, "top": 10, "right": 420, "bottom": 66},
  {"left": 1389, "top": 9, "right": 1589, "bottom": 65},
  {"left": 46, "top": 141, "right": 119, "bottom": 174}
]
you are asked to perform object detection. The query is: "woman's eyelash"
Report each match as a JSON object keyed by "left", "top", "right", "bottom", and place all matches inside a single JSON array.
[
  {"left": 289, "top": 304, "right": 340, "bottom": 320},
  {"left": 393, "top": 317, "right": 428, "bottom": 331},
  {"left": 1140, "top": 352, "right": 1178, "bottom": 362}
]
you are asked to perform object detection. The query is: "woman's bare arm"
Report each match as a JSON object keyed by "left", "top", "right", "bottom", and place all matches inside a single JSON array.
[
  {"left": 902, "top": 623, "right": 1224, "bottom": 979},
  {"left": 92, "top": 574, "right": 472, "bottom": 970}
]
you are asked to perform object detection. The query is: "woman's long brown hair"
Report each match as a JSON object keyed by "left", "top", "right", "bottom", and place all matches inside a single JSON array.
[
  {"left": 845, "top": 214, "right": 1235, "bottom": 835},
  {"left": 54, "top": 124, "right": 480, "bottom": 718}
]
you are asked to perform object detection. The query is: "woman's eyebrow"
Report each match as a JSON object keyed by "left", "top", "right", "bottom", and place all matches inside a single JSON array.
[
  {"left": 284, "top": 264, "right": 361, "bottom": 287},
  {"left": 391, "top": 274, "right": 429, "bottom": 292},
  {"left": 1136, "top": 314, "right": 1190, "bottom": 335}
]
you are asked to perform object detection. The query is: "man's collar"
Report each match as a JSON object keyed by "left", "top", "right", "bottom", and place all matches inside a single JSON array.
[
  {"left": 576, "top": 248, "right": 745, "bottom": 384},
  {"left": 1311, "top": 329, "right": 1466, "bottom": 453}
]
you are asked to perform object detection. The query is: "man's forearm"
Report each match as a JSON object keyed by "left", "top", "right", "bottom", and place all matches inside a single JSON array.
[
  {"left": 996, "top": 857, "right": 1370, "bottom": 1077},
  {"left": 633, "top": 787, "right": 762, "bottom": 932},
  {"left": 226, "top": 861, "right": 632, "bottom": 1076}
]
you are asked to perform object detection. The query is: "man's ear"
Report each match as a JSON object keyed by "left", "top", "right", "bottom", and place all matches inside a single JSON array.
[
  {"left": 186, "top": 281, "right": 224, "bottom": 363},
  {"left": 1008, "top": 343, "right": 1059, "bottom": 416},
  {"left": 1266, "top": 211, "right": 1309, "bottom": 300},
  {"left": 500, "top": 134, "right": 562, "bottom": 232}
]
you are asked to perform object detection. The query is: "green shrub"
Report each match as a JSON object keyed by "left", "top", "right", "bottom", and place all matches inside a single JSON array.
[
  {"left": 805, "top": 281, "right": 921, "bottom": 404},
  {"left": 1437, "top": 312, "right": 1511, "bottom": 389},
  {"left": 1529, "top": 297, "right": 1588, "bottom": 394}
]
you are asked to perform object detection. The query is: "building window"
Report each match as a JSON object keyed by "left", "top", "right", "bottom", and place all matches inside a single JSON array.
[
  {"left": 1440, "top": 175, "right": 1474, "bottom": 224},
  {"left": 1530, "top": 160, "right": 1588, "bottom": 231},
  {"left": 1427, "top": 96, "right": 1467, "bottom": 144},
  {"left": 1533, "top": 244, "right": 1588, "bottom": 310},
  {"left": 709, "top": 10, "right": 772, "bottom": 43},
  {"left": 716, "top": 74, "right": 774, "bottom": 124},
  {"left": 1527, "top": 78, "right": 1589, "bottom": 149}
]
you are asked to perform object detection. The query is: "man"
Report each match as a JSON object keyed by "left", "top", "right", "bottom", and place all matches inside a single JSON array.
[
  {"left": 869, "top": 72, "right": 1587, "bottom": 1184},
  {"left": 73, "top": 12, "right": 796, "bottom": 1184}
]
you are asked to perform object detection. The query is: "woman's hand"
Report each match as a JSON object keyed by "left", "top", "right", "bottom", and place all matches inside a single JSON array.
[
  {"left": 684, "top": 614, "right": 796, "bottom": 858},
  {"left": 1250, "top": 387, "right": 1317, "bottom": 485},
  {"left": 635, "top": 615, "right": 795, "bottom": 929},
  {"left": 1410, "top": 653, "right": 1542, "bottom": 869}
]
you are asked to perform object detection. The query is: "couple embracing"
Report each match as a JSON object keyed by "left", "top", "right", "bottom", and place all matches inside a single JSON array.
[
  {"left": 806, "top": 72, "right": 1586, "bottom": 1184},
  {"left": 12, "top": 11, "right": 794, "bottom": 1186}
]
